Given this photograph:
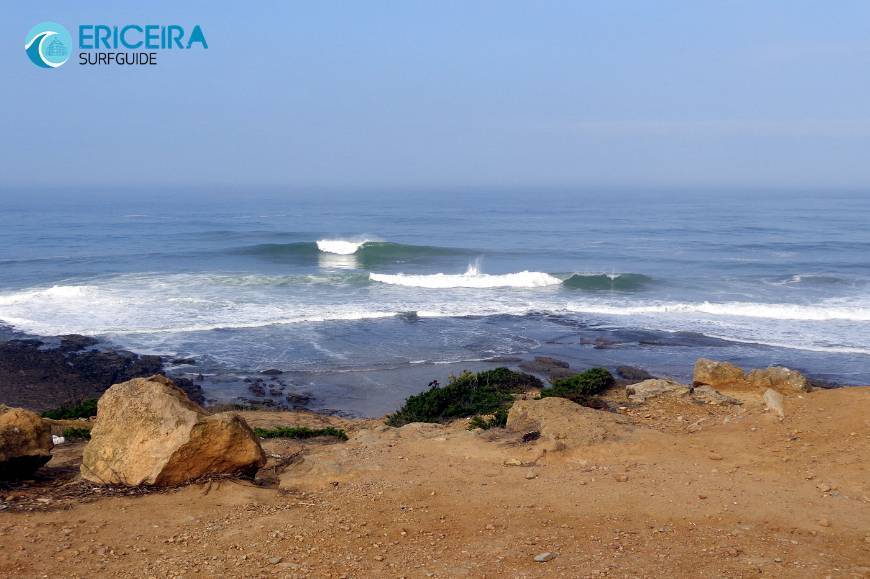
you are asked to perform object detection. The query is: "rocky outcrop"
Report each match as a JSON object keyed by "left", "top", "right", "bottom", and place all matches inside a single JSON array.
[
  {"left": 626, "top": 379, "right": 690, "bottom": 402},
  {"left": 0, "top": 406, "right": 52, "bottom": 479},
  {"left": 693, "top": 358, "right": 746, "bottom": 389},
  {"left": 748, "top": 367, "right": 812, "bottom": 394},
  {"left": 692, "top": 385, "right": 741, "bottom": 406},
  {"left": 0, "top": 335, "right": 203, "bottom": 411},
  {"left": 626, "top": 379, "right": 740, "bottom": 406},
  {"left": 506, "top": 397, "right": 631, "bottom": 448},
  {"left": 81, "top": 375, "right": 265, "bottom": 486},
  {"left": 518, "top": 357, "right": 576, "bottom": 381}
]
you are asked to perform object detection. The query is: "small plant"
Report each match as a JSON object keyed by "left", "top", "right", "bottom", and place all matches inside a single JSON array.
[
  {"left": 539, "top": 368, "right": 615, "bottom": 403},
  {"left": 61, "top": 427, "right": 91, "bottom": 441},
  {"left": 42, "top": 398, "right": 99, "bottom": 420},
  {"left": 254, "top": 426, "right": 348, "bottom": 441},
  {"left": 386, "top": 367, "right": 541, "bottom": 427},
  {"left": 467, "top": 407, "right": 509, "bottom": 430}
]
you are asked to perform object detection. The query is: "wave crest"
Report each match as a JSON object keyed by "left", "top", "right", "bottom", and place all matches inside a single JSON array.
[{"left": 370, "top": 268, "right": 562, "bottom": 289}]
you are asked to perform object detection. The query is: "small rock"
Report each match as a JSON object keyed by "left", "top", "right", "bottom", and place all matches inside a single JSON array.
[
  {"left": 534, "top": 552, "right": 558, "bottom": 562},
  {"left": 763, "top": 388, "right": 785, "bottom": 419},
  {"left": 269, "top": 557, "right": 282, "bottom": 565},
  {"left": 504, "top": 458, "right": 524, "bottom": 467},
  {"left": 708, "top": 452, "right": 723, "bottom": 461},
  {"left": 525, "top": 471, "right": 538, "bottom": 480},
  {"left": 816, "top": 482, "right": 832, "bottom": 493},
  {"left": 818, "top": 518, "right": 831, "bottom": 527},
  {"left": 614, "top": 474, "right": 629, "bottom": 482}
]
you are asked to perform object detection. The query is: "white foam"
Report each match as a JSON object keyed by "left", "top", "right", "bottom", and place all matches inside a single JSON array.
[
  {"left": 316, "top": 239, "right": 368, "bottom": 255},
  {"left": 566, "top": 300, "right": 870, "bottom": 321},
  {"left": 370, "top": 267, "right": 562, "bottom": 289}
]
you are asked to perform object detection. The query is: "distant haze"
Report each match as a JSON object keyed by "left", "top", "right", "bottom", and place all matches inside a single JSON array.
[{"left": 3, "top": 1, "right": 870, "bottom": 192}]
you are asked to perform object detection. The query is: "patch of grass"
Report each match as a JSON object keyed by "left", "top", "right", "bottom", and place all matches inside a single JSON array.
[
  {"left": 254, "top": 426, "right": 348, "bottom": 441},
  {"left": 61, "top": 427, "right": 91, "bottom": 441},
  {"left": 41, "top": 399, "right": 98, "bottom": 420},
  {"left": 467, "top": 407, "right": 509, "bottom": 430},
  {"left": 386, "top": 367, "right": 542, "bottom": 427},
  {"left": 539, "top": 368, "right": 615, "bottom": 403}
]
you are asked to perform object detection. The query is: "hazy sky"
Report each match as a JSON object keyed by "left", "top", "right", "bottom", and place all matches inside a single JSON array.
[{"left": 3, "top": 1, "right": 870, "bottom": 192}]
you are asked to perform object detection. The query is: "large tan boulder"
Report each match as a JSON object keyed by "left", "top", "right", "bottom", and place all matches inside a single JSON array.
[
  {"left": 747, "top": 367, "right": 812, "bottom": 394},
  {"left": 81, "top": 375, "right": 266, "bottom": 486},
  {"left": 693, "top": 358, "right": 746, "bottom": 389},
  {"left": 0, "top": 406, "right": 52, "bottom": 479},
  {"left": 506, "top": 397, "right": 632, "bottom": 448}
]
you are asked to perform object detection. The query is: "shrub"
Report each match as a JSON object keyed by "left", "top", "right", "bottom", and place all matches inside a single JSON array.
[
  {"left": 61, "top": 427, "right": 91, "bottom": 440},
  {"left": 254, "top": 426, "right": 348, "bottom": 441},
  {"left": 386, "top": 367, "right": 541, "bottom": 427},
  {"left": 467, "top": 407, "right": 509, "bottom": 430},
  {"left": 42, "top": 398, "right": 99, "bottom": 420},
  {"left": 539, "top": 368, "right": 615, "bottom": 403}
]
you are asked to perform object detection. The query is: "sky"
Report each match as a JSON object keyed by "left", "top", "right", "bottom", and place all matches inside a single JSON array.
[{"left": 2, "top": 1, "right": 870, "bottom": 194}]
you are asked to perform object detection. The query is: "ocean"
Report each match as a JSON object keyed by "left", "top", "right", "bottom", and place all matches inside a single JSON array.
[{"left": 1, "top": 188, "right": 868, "bottom": 415}]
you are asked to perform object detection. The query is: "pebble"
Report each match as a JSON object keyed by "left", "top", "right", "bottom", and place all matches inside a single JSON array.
[
  {"left": 525, "top": 471, "right": 537, "bottom": 480},
  {"left": 268, "top": 557, "right": 282, "bottom": 565},
  {"left": 534, "top": 552, "right": 558, "bottom": 562},
  {"left": 816, "top": 482, "right": 832, "bottom": 492},
  {"left": 614, "top": 474, "right": 628, "bottom": 483},
  {"left": 818, "top": 518, "right": 831, "bottom": 527},
  {"left": 708, "top": 452, "right": 723, "bottom": 461},
  {"left": 504, "top": 458, "right": 523, "bottom": 467}
]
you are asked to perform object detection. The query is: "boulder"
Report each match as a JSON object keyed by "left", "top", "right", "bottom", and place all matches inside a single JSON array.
[
  {"left": 616, "top": 366, "right": 656, "bottom": 382},
  {"left": 81, "top": 375, "right": 265, "bottom": 486},
  {"left": 762, "top": 388, "right": 785, "bottom": 419},
  {"left": 626, "top": 379, "right": 691, "bottom": 402},
  {"left": 0, "top": 406, "right": 52, "bottom": 479},
  {"left": 693, "top": 358, "right": 746, "bottom": 389},
  {"left": 506, "top": 397, "right": 631, "bottom": 447},
  {"left": 748, "top": 367, "right": 812, "bottom": 394}
]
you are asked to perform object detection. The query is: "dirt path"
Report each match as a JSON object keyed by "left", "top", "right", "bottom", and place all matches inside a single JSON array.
[{"left": 1, "top": 389, "right": 868, "bottom": 577}]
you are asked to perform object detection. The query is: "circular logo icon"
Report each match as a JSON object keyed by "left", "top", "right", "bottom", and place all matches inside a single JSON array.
[{"left": 25, "top": 22, "right": 72, "bottom": 68}]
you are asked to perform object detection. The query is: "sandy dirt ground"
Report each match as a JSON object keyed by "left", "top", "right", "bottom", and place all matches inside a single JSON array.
[{"left": 1, "top": 387, "right": 869, "bottom": 578}]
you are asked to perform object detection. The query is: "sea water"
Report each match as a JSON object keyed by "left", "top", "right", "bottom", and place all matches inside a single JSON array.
[{"left": 0, "top": 188, "right": 868, "bottom": 414}]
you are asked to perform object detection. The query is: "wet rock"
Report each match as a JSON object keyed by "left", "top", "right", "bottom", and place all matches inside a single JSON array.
[
  {"left": 260, "top": 369, "right": 283, "bottom": 376},
  {"left": 616, "top": 366, "right": 656, "bottom": 382},
  {"left": 0, "top": 336, "right": 200, "bottom": 411},
  {"left": 748, "top": 367, "right": 812, "bottom": 394},
  {"left": 0, "top": 406, "right": 52, "bottom": 479},
  {"left": 519, "top": 357, "right": 576, "bottom": 381},
  {"left": 693, "top": 358, "right": 746, "bottom": 389},
  {"left": 81, "top": 375, "right": 266, "bottom": 486},
  {"left": 171, "top": 358, "right": 196, "bottom": 365},
  {"left": 248, "top": 383, "right": 266, "bottom": 397}
]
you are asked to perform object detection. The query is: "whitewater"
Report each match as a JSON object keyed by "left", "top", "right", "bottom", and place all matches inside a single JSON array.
[{"left": 1, "top": 190, "right": 869, "bottom": 393}]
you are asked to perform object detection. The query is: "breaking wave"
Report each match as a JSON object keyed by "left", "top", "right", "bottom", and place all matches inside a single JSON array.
[{"left": 370, "top": 263, "right": 563, "bottom": 289}]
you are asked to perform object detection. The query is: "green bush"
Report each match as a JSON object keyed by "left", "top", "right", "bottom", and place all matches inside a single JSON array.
[
  {"left": 539, "top": 368, "right": 615, "bottom": 403},
  {"left": 467, "top": 407, "right": 509, "bottom": 430},
  {"left": 61, "top": 427, "right": 91, "bottom": 441},
  {"left": 386, "top": 367, "right": 541, "bottom": 427},
  {"left": 42, "top": 398, "right": 99, "bottom": 420},
  {"left": 254, "top": 426, "right": 348, "bottom": 441}
]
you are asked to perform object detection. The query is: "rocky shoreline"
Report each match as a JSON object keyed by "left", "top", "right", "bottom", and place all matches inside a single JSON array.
[{"left": 0, "top": 329, "right": 204, "bottom": 412}]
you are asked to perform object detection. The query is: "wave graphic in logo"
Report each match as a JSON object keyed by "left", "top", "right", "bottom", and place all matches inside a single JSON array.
[{"left": 25, "top": 22, "right": 72, "bottom": 68}]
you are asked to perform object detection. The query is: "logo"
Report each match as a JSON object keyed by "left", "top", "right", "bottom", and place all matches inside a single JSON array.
[{"left": 25, "top": 22, "right": 73, "bottom": 68}]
